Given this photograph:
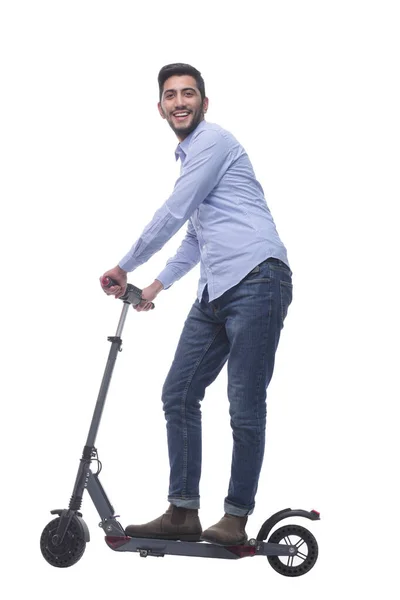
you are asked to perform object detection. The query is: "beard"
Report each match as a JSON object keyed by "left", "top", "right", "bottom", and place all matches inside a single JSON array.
[{"left": 166, "top": 107, "right": 205, "bottom": 138}]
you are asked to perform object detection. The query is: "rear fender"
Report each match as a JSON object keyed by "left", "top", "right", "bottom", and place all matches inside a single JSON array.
[{"left": 256, "top": 508, "right": 320, "bottom": 541}]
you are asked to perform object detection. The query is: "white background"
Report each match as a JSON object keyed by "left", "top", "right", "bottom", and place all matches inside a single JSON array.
[{"left": 1, "top": 0, "right": 399, "bottom": 597}]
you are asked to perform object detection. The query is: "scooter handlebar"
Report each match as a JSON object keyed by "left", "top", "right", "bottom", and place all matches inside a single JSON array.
[{"left": 101, "top": 277, "right": 155, "bottom": 309}]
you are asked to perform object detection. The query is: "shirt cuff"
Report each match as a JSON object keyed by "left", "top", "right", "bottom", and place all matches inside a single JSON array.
[
  {"left": 155, "top": 268, "right": 175, "bottom": 291},
  {"left": 118, "top": 257, "right": 136, "bottom": 272}
]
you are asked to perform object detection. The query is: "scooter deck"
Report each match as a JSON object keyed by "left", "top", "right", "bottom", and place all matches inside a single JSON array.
[{"left": 105, "top": 535, "right": 295, "bottom": 559}]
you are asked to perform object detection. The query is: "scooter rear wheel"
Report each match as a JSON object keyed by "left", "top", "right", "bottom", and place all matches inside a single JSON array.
[
  {"left": 40, "top": 517, "right": 86, "bottom": 568},
  {"left": 267, "top": 524, "right": 318, "bottom": 577}
]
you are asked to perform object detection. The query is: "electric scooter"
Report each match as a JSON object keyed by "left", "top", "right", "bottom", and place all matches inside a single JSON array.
[{"left": 40, "top": 278, "right": 320, "bottom": 577}]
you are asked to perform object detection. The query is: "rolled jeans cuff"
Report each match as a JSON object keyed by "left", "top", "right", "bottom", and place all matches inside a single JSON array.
[
  {"left": 168, "top": 496, "right": 200, "bottom": 510},
  {"left": 224, "top": 500, "right": 254, "bottom": 517}
]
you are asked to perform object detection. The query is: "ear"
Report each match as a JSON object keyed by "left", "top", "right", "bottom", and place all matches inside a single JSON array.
[
  {"left": 158, "top": 102, "right": 166, "bottom": 119},
  {"left": 203, "top": 97, "right": 209, "bottom": 114}
]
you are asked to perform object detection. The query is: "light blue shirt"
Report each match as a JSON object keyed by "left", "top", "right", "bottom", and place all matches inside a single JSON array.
[{"left": 119, "top": 120, "right": 289, "bottom": 302}]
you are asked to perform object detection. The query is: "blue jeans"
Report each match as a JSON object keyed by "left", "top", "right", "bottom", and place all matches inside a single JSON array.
[{"left": 162, "top": 258, "right": 293, "bottom": 516}]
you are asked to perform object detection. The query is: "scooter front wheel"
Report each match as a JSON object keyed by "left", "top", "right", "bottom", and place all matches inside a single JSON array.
[
  {"left": 40, "top": 517, "right": 86, "bottom": 568},
  {"left": 267, "top": 524, "right": 318, "bottom": 577}
]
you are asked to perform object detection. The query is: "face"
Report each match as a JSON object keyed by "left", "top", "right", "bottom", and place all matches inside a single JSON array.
[{"left": 158, "top": 75, "right": 208, "bottom": 141}]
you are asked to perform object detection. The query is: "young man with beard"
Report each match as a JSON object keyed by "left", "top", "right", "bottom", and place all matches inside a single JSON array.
[{"left": 100, "top": 63, "right": 293, "bottom": 545}]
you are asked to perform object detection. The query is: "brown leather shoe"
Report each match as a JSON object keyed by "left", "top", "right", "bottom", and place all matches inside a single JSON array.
[
  {"left": 125, "top": 504, "right": 202, "bottom": 541},
  {"left": 200, "top": 514, "right": 248, "bottom": 545}
]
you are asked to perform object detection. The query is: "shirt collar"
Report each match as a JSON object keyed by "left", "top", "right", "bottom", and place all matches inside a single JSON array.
[{"left": 174, "top": 120, "right": 207, "bottom": 162}]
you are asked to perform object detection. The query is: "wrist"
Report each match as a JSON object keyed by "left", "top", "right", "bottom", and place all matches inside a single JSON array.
[{"left": 153, "top": 279, "right": 164, "bottom": 293}]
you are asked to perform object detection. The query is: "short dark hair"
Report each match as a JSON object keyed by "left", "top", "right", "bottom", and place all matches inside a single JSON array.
[{"left": 158, "top": 63, "right": 206, "bottom": 102}]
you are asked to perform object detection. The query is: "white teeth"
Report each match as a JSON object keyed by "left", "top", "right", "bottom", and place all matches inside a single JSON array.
[{"left": 175, "top": 112, "right": 189, "bottom": 117}]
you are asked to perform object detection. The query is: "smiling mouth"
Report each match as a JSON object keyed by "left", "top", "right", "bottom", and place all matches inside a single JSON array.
[{"left": 172, "top": 111, "right": 191, "bottom": 121}]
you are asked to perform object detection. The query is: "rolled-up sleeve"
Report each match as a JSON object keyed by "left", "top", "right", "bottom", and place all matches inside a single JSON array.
[{"left": 118, "top": 129, "right": 232, "bottom": 272}]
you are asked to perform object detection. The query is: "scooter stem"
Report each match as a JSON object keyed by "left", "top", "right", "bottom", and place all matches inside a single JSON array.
[
  {"left": 67, "top": 283, "right": 153, "bottom": 514},
  {"left": 115, "top": 301, "right": 130, "bottom": 338},
  {"left": 85, "top": 301, "right": 129, "bottom": 448}
]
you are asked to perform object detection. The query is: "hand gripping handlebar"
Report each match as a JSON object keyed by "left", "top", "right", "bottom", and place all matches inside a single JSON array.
[{"left": 101, "top": 277, "right": 155, "bottom": 309}]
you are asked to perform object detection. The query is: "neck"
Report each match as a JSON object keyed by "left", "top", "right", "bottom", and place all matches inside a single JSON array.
[{"left": 176, "top": 117, "right": 205, "bottom": 143}]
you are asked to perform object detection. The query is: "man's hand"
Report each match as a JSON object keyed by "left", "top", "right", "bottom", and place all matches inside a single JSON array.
[
  {"left": 134, "top": 280, "right": 164, "bottom": 312},
  {"left": 100, "top": 265, "right": 128, "bottom": 299}
]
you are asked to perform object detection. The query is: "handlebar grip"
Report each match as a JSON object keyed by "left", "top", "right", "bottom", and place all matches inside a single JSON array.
[
  {"left": 101, "top": 276, "right": 117, "bottom": 289},
  {"left": 102, "top": 277, "right": 155, "bottom": 309},
  {"left": 101, "top": 276, "right": 113, "bottom": 288}
]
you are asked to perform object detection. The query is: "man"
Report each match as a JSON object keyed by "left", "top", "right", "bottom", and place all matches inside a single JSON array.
[{"left": 101, "top": 63, "right": 293, "bottom": 545}]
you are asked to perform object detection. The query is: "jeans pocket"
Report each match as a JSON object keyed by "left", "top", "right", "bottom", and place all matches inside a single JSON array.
[
  {"left": 279, "top": 280, "right": 293, "bottom": 327},
  {"left": 242, "top": 267, "right": 271, "bottom": 284}
]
